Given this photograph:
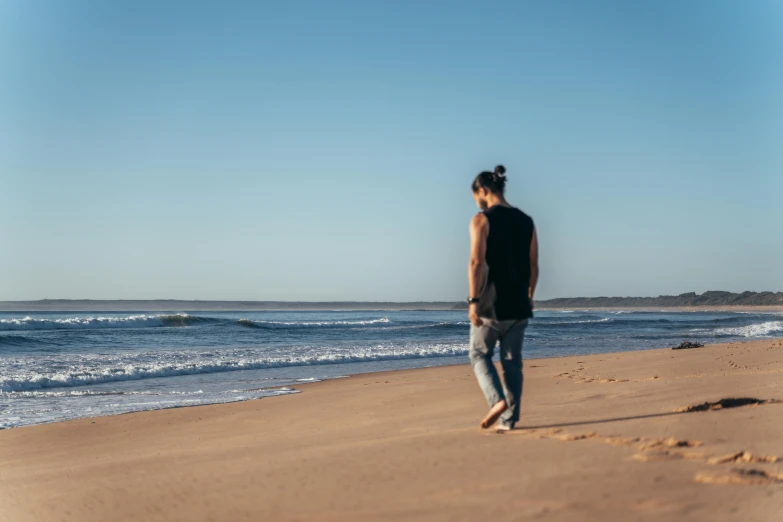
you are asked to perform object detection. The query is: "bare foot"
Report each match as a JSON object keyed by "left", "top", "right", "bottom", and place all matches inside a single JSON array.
[{"left": 480, "top": 400, "right": 508, "bottom": 429}]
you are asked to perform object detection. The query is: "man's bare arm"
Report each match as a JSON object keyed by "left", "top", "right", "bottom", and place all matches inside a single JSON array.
[
  {"left": 529, "top": 227, "right": 539, "bottom": 301},
  {"left": 468, "top": 214, "right": 489, "bottom": 299}
]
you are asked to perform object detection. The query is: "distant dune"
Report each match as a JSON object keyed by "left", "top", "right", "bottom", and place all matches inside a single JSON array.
[
  {"left": 534, "top": 291, "right": 783, "bottom": 309},
  {"left": 2, "top": 291, "right": 782, "bottom": 312}
]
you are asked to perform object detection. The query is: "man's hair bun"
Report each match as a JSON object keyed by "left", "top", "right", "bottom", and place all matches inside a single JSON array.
[{"left": 472, "top": 164, "right": 508, "bottom": 195}]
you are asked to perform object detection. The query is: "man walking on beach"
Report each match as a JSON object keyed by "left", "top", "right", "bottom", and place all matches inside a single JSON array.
[{"left": 467, "top": 165, "right": 538, "bottom": 430}]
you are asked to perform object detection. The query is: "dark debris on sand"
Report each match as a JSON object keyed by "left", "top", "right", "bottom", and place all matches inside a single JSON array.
[{"left": 672, "top": 341, "right": 704, "bottom": 350}]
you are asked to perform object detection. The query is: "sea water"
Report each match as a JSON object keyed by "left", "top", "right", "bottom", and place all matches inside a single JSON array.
[{"left": 2, "top": 309, "right": 782, "bottom": 428}]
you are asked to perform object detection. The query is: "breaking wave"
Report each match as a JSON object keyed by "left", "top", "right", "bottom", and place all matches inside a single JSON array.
[
  {"left": 713, "top": 321, "right": 783, "bottom": 338},
  {"left": 0, "top": 343, "right": 467, "bottom": 392},
  {"left": 2, "top": 389, "right": 206, "bottom": 398},
  {"left": 0, "top": 314, "right": 396, "bottom": 332},
  {"left": 0, "top": 314, "right": 214, "bottom": 331},
  {"left": 245, "top": 318, "right": 391, "bottom": 327}
]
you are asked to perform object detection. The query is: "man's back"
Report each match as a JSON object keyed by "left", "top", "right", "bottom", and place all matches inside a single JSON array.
[{"left": 483, "top": 205, "right": 535, "bottom": 321}]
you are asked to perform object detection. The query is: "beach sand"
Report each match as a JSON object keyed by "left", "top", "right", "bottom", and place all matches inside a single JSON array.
[{"left": 2, "top": 339, "right": 783, "bottom": 521}]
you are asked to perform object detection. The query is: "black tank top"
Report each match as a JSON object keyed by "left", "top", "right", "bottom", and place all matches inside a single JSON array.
[{"left": 483, "top": 205, "right": 535, "bottom": 321}]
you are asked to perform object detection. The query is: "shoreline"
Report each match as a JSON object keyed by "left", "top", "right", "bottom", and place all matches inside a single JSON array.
[
  {"left": 2, "top": 338, "right": 783, "bottom": 521},
  {"left": 0, "top": 348, "right": 621, "bottom": 431},
  {"left": 5, "top": 330, "right": 783, "bottom": 430}
]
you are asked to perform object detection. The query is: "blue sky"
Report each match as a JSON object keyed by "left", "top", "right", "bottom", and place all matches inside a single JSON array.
[{"left": 2, "top": 1, "right": 782, "bottom": 301}]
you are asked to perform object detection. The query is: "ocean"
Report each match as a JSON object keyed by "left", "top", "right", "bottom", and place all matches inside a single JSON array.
[{"left": 2, "top": 309, "right": 782, "bottom": 429}]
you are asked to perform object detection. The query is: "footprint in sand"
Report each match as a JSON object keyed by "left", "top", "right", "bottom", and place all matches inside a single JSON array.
[
  {"left": 495, "top": 425, "right": 782, "bottom": 487},
  {"left": 574, "top": 377, "right": 629, "bottom": 384},
  {"left": 706, "top": 451, "right": 779, "bottom": 465},
  {"left": 695, "top": 469, "right": 783, "bottom": 485},
  {"left": 555, "top": 366, "right": 628, "bottom": 384}
]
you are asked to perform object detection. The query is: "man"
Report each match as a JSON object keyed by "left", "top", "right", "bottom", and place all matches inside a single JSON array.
[{"left": 467, "top": 165, "right": 538, "bottom": 430}]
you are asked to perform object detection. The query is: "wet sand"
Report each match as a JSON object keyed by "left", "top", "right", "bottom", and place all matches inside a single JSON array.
[{"left": 2, "top": 339, "right": 783, "bottom": 521}]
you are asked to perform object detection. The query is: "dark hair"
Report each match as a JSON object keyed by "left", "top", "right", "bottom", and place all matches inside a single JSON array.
[{"left": 472, "top": 165, "right": 507, "bottom": 194}]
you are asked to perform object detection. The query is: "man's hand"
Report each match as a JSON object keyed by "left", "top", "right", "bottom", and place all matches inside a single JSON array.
[{"left": 469, "top": 304, "right": 483, "bottom": 327}]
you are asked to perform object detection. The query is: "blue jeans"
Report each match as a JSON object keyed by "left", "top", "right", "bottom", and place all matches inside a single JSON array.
[{"left": 469, "top": 319, "right": 528, "bottom": 428}]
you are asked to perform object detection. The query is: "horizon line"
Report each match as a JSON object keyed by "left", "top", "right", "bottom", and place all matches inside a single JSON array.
[{"left": 2, "top": 290, "right": 782, "bottom": 304}]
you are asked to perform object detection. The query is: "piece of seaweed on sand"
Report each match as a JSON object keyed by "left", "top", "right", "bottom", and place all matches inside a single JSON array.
[{"left": 673, "top": 341, "right": 704, "bottom": 350}]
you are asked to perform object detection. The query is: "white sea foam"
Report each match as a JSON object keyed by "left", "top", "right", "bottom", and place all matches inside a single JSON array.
[
  {"left": 0, "top": 343, "right": 467, "bottom": 393},
  {"left": 251, "top": 318, "right": 391, "bottom": 326},
  {"left": 2, "top": 389, "right": 205, "bottom": 398},
  {"left": 546, "top": 318, "right": 613, "bottom": 325},
  {"left": 0, "top": 388, "right": 297, "bottom": 429},
  {"left": 714, "top": 321, "right": 783, "bottom": 338},
  {"left": 366, "top": 321, "right": 470, "bottom": 331},
  {"left": 0, "top": 314, "right": 199, "bottom": 331}
]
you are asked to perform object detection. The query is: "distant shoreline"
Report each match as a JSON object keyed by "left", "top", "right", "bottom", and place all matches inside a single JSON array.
[
  {"left": 537, "top": 305, "right": 783, "bottom": 313},
  {"left": 0, "top": 300, "right": 461, "bottom": 312},
  {"left": 1, "top": 298, "right": 782, "bottom": 313}
]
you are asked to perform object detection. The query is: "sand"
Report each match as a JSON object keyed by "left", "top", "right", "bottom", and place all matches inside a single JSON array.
[{"left": 2, "top": 339, "right": 783, "bottom": 521}]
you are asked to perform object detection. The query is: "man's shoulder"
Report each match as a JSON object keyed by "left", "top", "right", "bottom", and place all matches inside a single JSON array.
[{"left": 470, "top": 212, "right": 489, "bottom": 228}]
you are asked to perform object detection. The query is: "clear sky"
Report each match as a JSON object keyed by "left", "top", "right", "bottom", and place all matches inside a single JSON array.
[{"left": 2, "top": 1, "right": 782, "bottom": 302}]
